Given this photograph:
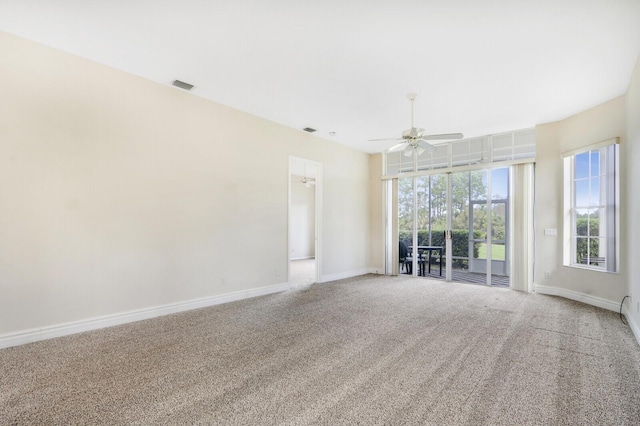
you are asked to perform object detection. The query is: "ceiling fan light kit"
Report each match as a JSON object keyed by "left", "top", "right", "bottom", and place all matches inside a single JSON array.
[
  {"left": 300, "top": 163, "right": 316, "bottom": 187},
  {"left": 369, "top": 94, "right": 463, "bottom": 156},
  {"left": 300, "top": 177, "right": 315, "bottom": 187},
  {"left": 403, "top": 142, "right": 426, "bottom": 157}
]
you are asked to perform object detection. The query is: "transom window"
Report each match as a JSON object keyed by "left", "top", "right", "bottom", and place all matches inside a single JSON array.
[{"left": 384, "top": 128, "right": 535, "bottom": 176}]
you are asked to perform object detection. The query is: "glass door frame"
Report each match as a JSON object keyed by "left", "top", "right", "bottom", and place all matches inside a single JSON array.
[{"left": 389, "top": 165, "right": 511, "bottom": 287}]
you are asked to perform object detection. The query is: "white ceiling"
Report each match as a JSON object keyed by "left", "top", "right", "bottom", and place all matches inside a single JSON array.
[{"left": 2, "top": 1, "right": 639, "bottom": 154}]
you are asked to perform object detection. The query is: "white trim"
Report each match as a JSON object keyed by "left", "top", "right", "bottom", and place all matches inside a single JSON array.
[
  {"left": 563, "top": 144, "right": 619, "bottom": 272},
  {"left": 560, "top": 137, "right": 619, "bottom": 158},
  {"left": 288, "top": 156, "right": 323, "bottom": 288},
  {"left": 320, "top": 269, "right": 371, "bottom": 283},
  {"left": 291, "top": 256, "right": 315, "bottom": 261},
  {"left": 0, "top": 282, "right": 290, "bottom": 350},
  {"left": 623, "top": 307, "right": 640, "bottom": 346},
  {"left": 534, "top": 284, "right": 619, "bottom": 312}
]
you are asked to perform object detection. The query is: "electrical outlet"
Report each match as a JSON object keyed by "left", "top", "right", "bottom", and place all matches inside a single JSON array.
[
  {"left": 544, "top": 271, "right": 551, "bottom": 279},
  {"left": 220, "top": 278, "right": 225, "bottom": 286},
  {"left": 274, "top": 268, "right": 280, "bottom": 277}
]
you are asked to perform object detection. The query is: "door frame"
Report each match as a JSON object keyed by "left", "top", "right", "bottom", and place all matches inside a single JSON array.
[
  {"left": 288, "top": 156, "right": 322, "bottom": 287},
  {"left": 390, "top": 167, "right": 511, "bottom": 286}
]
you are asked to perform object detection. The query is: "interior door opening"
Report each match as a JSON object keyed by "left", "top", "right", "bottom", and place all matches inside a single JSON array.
[{"left": 289, "top": 157, "right": 321, "bottom": 287}]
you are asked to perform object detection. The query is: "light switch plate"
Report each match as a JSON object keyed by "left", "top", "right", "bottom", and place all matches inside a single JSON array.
[{"left": 544, "top": 228, "right": 557, "bottom": 236}]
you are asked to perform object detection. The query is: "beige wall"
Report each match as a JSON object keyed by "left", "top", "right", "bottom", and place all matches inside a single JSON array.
[
  {"left": 3, "top": 28, "right": 639, "bottom": 342},
  {"left": 370, "top": 95, "right": 630, "bottom": 299},
  {"left": 534, "top": 96, "right": 627, "bottom": 303},
  {"left": 626, "top": 54, "right": 640, "bottom": 329},
  {"left": 0, "top": 32, "right": 371, "bottom": 336}
]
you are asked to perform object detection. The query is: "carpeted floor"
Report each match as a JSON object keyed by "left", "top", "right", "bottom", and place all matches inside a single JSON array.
[
  {"left": 1, "top": 275, "right": 639, "bottom": 425},
  {"left": 404, "top": 268, "right": 510, "bottom": 287},
  {"left": 290, "top": 258, "right": 316, "bottom": 287}
]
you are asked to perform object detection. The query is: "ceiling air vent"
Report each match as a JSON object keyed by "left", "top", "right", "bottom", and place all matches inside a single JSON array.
[
  {"left": 303, "top": 127, "right": 316, "bottom": 133},
  {"left": 172, "top": 80, "right": 194, "bottom": 91}
]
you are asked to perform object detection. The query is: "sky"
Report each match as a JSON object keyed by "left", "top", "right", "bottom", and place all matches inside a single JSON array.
[{"left": 574, "top": 151, "right": 601, "bottom": 208}]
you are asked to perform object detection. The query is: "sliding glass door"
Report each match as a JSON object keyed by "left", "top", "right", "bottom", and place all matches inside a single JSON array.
[{"left": 397, "top": 167, "right": 510, "bottom": 286}]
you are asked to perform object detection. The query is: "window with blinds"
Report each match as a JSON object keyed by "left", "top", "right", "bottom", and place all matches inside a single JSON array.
[{"left": 384, "top": 128, "right": 536, "bottom": 176}]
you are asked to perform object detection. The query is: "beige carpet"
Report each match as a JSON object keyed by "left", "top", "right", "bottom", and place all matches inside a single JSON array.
[
  {"left": 1, "top": 275, "right": 639, "bottom": 425},
  {"left": 290, "top": 258, "right": 316, "bottom": 287}
]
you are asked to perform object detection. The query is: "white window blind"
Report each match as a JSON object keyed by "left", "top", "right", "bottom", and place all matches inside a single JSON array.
[{"left": 384, "top": 128, "right": 536, "bottom": 176}]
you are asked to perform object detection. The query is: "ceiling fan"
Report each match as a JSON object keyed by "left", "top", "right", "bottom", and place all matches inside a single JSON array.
[
  {"left": 369, "top": 94, "right": 464, "bottom": 157},
  {"left": 300, "top": 164, "right": 316, "bottom": 187},
  {"left": 300, "top": 176, "right": 315, "bottom": 187}
]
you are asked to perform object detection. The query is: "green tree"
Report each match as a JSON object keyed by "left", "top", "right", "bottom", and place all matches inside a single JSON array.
[
  {"left": 575, "top": 216, "right": 601, "bottom": 263},
  {"left": 398, "top": 170, "right": 507, "bottom": 262}
]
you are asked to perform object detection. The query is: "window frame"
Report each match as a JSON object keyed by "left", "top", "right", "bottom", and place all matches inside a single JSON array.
[{"left": 563, "top": 141, "right": 619, "bottom": 273}]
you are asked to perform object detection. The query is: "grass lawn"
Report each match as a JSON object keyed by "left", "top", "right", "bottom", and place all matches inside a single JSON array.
[{"left": 477, "top": 243, "right": 505, "bottom": 260}]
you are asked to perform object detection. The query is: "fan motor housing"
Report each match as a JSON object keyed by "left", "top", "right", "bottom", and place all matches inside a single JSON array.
[{"left": 402, "top": 127, "right": 424, "bottom": 139}]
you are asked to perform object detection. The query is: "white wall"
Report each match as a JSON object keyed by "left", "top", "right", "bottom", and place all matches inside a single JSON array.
[
  {"left": 626, "top": 54, "right": 640, "bottom": 338},
  {"left": 534, "top": 96, "right": 627, "bottom": 307},
  {"left": 0, "top": 32, "right": 370, "bottom": 339},
  {"left": 290, "top": 177, "right": 315, "bottom": 259}
]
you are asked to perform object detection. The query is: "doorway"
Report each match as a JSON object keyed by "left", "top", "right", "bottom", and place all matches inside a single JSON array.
[
  {"left": 397, "top": 167, "right": 511, "bottom": 286},
  {"left": 288, "top": 156, "right": 322, "bottom": 287}
]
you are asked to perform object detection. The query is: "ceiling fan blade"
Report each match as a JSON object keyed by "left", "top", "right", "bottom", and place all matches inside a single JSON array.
[
  {"left": 417, "top": 140, "right": 437, "bottom": 152},
  {"left": 386, "top": 142, "right": 407, "bottom": 153},
  {"left": 403, "top": 145, "right": 414, "bottom": 157},
  {"left": 369, "top": 137, "right": 403, "bottom": 142},
  {"left": 422, "top": 133, "right": 464, "bottom": 141}
]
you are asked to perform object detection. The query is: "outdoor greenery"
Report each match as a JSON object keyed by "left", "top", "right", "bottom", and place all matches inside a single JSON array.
[
  {"left": 399, "top": 229, "right": 476, "bottom": 267},
  {"left": 398, "top": 171, "right": 508, "bottom": 267},
  {"left": 575, "top": 215, "right": 602, "bottom": 264},
  {"left": 476, "top": 243, "right": 506, "bottom": 261}
]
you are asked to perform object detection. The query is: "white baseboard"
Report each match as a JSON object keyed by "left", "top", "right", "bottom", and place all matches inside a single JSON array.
[
  {"left": 534, "top": 284, "right": 620, "bottom": 312},
  {"left": 623, "top": 307, "right": 640, "bottom": 346},
  {"left": 290, "top": 256, "right": 315, "bottom": 261},
  {"left": 0, "top": 282, "right": 290, "bottom": 350},
  {"left": 320, "top": 268, "right": 374, "bottom": 283}
]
